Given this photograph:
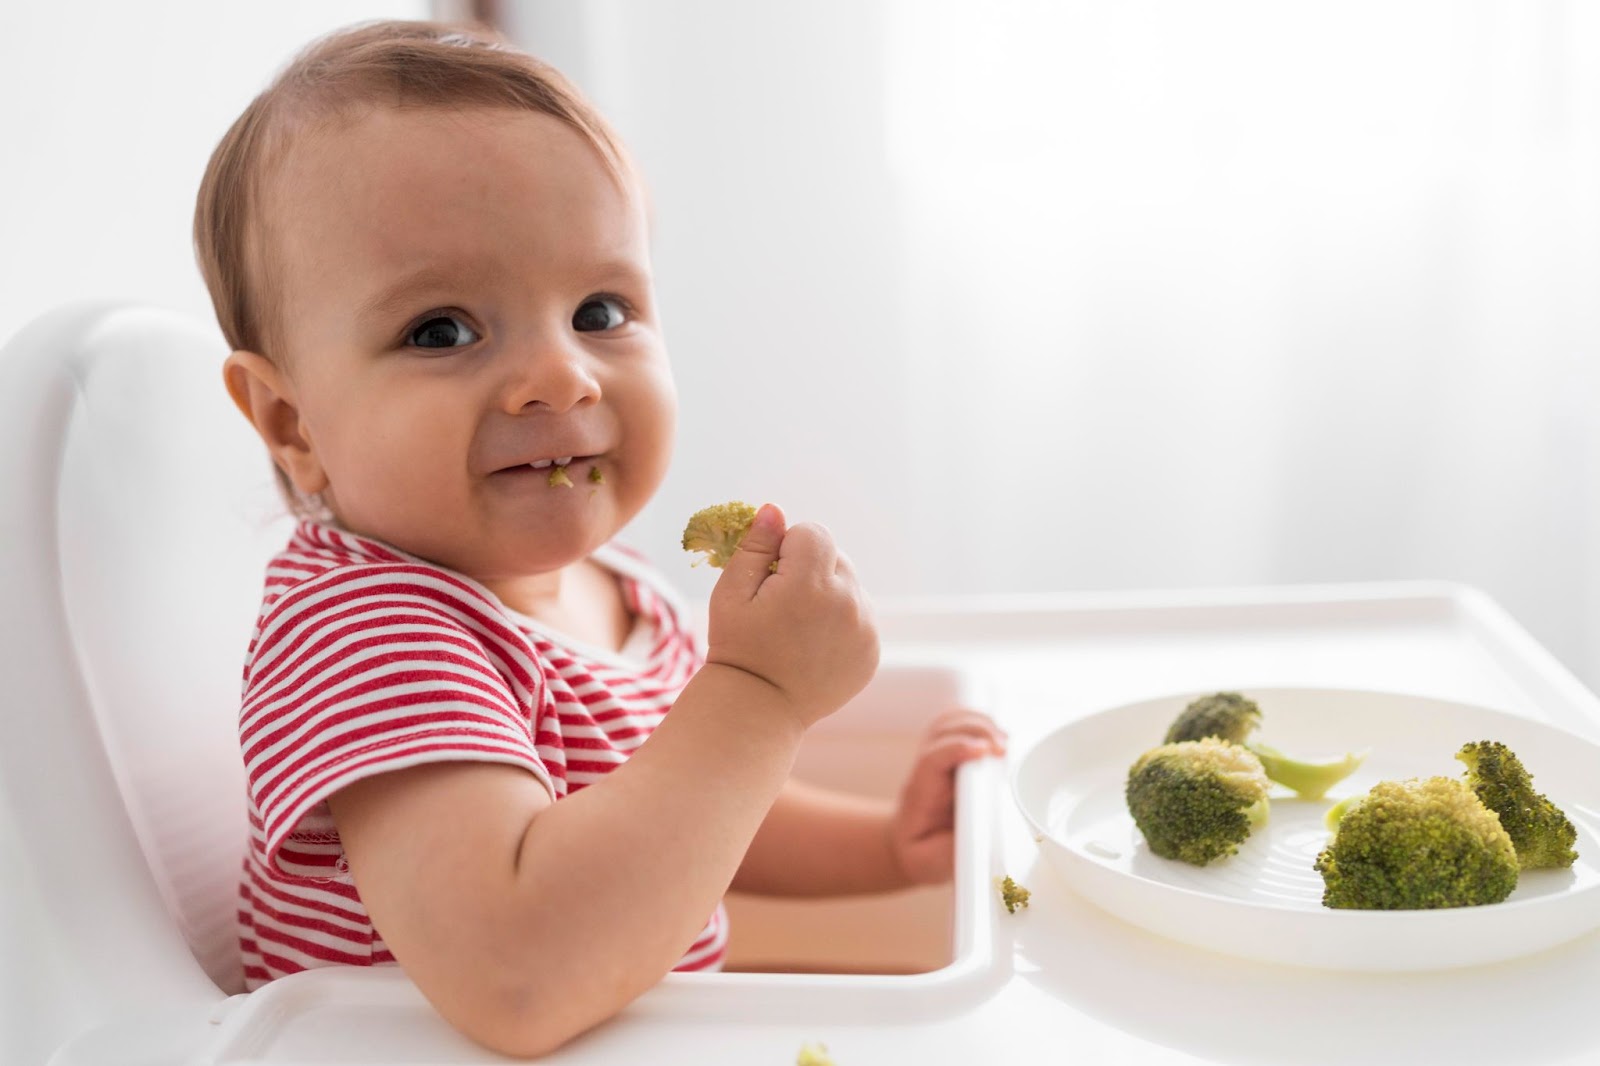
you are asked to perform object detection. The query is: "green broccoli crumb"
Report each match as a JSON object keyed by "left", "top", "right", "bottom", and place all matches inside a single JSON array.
[
  {"left": 1127, "top": 737, "right": 1271, "bottom": 865},
  {"left": 588, "top": 464, "right": 604, "bottom": 484},
  {"left": 682, "top": 501, "right": 759, "bottom": 568},
  {"left": 796, "top": 1042, "right": 836, "bottom": 1066},
  {"left": 1165, "top": 692, "right": 1366, "bottom": 800},
  {"left": 1456, "top": 740, "right": 1578, "bottom": 869},
  {"left": 996, "top": 876, "right": 1031, "bottom": 913},
  {"left": 1314, "top": 776, "right": 1519, "bottom": 909},
  {"left": 548, "top": 465, "right": 574, "bottom": 488}
]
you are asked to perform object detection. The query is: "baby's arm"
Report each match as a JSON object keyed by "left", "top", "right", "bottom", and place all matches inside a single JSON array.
[
  {"left": 732, "top": 709, "right": 1007, "bottom": 895},
  {"left": 327, "top": 505, "right": 878, "bottom": 1058}
]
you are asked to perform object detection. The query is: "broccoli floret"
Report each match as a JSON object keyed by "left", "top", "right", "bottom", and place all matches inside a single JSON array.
[
  {"left": 1126, "top": 737, "right": 1271, "bottom": 865},
  {"left": 996, "top": 876, "right": 1030, "bottom": 914},
  {"left": 1164, "top": 692, "right": 1367, "bottom": 800},
  {"left": 1314, "top": 776, "right": 1519, "bottom": 909},
  {"left": 681, "top": 501, "right": 758, "bottom": 568},
  {"left": 547, "top": 464, "right": 574, "bottom": 488},
  {"left": 1456, "top": 740, "right": 1578, "bottom": 870},
  {"left": 1164, "top": 691, "right": 1264, "bottom": 745}
]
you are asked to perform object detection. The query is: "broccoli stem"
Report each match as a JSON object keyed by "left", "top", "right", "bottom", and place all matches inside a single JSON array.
[
  {"left": 1246, "top": 741, "right": 1366, "bottom": 801},
  {"left": 1323, "top": 794, "right": 1362, "bottom": 829}
]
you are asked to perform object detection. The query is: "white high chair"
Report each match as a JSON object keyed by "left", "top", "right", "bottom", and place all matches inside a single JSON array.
[
  {"left": 0, "top": 303, "right": 1005, "bottom": 1066},
  {"left": 0, "top": 302, "right": 292, "bottom": 1065}
]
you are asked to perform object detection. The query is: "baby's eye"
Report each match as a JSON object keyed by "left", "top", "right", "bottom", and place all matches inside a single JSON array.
[
  {"left": 409, "top": 314, "right": 479, "bottom": 350},
  {"left": 572, "top": 297, "right": 627, "bottom": 333}
]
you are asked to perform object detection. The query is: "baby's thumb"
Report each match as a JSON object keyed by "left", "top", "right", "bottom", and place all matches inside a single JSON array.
[{"left": 716, "top": 503, "right": 785, "bottom": 597}]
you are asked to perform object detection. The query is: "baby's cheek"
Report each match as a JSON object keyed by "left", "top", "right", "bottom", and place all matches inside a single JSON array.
[{"left": 329, "top": 417, "right": 462, "bottom": 518}]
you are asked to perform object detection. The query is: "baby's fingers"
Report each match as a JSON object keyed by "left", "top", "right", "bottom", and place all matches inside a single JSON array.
[
  {"left": 899, "top": 732, "right": 991, "bottom": 828},
  {"left": 715, "top": 503, "right": 785, "bottom": 601},
  {"left": 924, "top": 708, "right": 1008, "bottom": 755},
  {"left": 775, "top": 521, "right": 839, "bottom": 579},
  {"left": 833, "top": 548, "right": 858, "bottom": 581},
  {"left": 923, "top": 729, "right": 998, "bottom": 772}
]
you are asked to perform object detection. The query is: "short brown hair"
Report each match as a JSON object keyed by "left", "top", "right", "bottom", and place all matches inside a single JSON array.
[{"left": 194, "top": 18, "right": 629, "bottom": 362}]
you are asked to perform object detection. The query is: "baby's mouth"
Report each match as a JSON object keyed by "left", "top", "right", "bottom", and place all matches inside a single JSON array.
[
  {"left": 492, "top": 453, "right": 601, "bottom": 473},
  {"left": 490, "top": 455, "right": 606, "bottom": 487}
]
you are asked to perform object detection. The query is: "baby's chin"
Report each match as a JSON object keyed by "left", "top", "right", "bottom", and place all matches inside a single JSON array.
[
  {"left": 428, "top": 520, "right": 591, "bottom": 565},
  {"left": 451, "top": 513, "right": 627, "bottom": 580},
  {"left": 320, "top": 515, "right": 603, "bottom": 591}
]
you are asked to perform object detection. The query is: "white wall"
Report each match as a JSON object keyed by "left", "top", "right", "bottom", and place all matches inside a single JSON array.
[
  {"left": 0, "top": 0, "right": 428, "bottom": 360},
  {"left": 505, "top": 0, "right": 1600, "bottom": 693}
]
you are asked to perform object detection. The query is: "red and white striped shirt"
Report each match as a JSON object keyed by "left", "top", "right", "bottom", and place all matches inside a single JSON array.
[{"left": 237, "top": 520, "right": 725, "bottom": 989}]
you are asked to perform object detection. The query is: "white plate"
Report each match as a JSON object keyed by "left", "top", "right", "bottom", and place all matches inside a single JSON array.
[{"left": 1012, "top": 687, "right": 1600, "bottom": 971}]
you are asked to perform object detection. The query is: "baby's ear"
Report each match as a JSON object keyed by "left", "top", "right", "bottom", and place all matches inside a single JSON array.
[{"left": 222, "top": 350, "right": 329, "bottom": 496}]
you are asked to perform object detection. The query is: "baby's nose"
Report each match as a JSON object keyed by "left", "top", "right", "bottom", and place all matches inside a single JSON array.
[{"left": 500, "top": 336, "right": 601, "bottom": 413}]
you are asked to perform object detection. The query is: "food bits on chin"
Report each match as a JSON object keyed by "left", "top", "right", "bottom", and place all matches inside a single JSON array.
[{"left": 681, "top": 501, "right": 759, "bottom": 568}]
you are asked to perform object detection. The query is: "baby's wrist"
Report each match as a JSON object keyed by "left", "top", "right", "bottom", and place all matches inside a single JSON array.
[
  {"left": 880, "top": 815, "right": 920, "bottom": 889},
  {"left": 692, "top": 660, "right": 811, "bottom": 740}
]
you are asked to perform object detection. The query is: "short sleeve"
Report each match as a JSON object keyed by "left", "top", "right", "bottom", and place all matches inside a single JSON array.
[{"left": 239, "top": 563, "right": 553, "bottom": 876}]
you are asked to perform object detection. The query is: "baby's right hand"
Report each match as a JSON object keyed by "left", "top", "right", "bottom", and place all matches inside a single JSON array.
[{"left": 705, "top": 503, "right": 879, "bottom": 729}]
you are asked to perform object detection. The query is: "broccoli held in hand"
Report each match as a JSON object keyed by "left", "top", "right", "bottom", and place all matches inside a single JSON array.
[
  {"left": 1127, "top": 737, "right": 1271, "bottom": 865},
  {"left": 1165, "top": 692, "right": 1367, "bottom": 801},
  {"left": 1314, "top": 776, "right": 1519, "bottom": 909},
  {"left": 1456, "top": 740, "right": 1578, "bottom": 870},
  {"left": 681, "top": 501, "right": 758, "bottom": 568}
]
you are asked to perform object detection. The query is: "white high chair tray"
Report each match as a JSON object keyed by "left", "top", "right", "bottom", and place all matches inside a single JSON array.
[{"left": 49, "top": 582, "right": 1600, "bottom": 1066}]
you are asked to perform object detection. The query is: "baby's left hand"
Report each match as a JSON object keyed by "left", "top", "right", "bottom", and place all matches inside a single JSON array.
[{"left": 889, "top": 708, "right": 1007, "bottom": 885}]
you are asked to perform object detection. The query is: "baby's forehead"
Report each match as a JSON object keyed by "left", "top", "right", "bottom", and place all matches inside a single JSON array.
[
  {"left": 268, "top": 104, "right": 637, "bottom": 232},
  {"left": 257, "top": 104, "right": 647, "bottom": 318},
  {"left": 269, "top": 105, "right": 491, "bottom": 197}
]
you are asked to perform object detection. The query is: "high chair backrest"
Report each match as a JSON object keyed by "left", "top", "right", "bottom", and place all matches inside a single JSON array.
[{"left": 0, "top": 304, "right": 292, "bottom": 1060}]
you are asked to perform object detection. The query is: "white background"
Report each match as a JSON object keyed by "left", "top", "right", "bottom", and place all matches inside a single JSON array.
[{"left": 5, "top": 0, "right": 1599, "bottom": 689}]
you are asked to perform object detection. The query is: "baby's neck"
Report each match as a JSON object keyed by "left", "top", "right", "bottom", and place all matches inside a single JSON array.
[
  {"left": 485, "top": 559, "right": 634, "bottom": 653},
  {"left": 480, "top": 565, "right": 568, "bottom": 619}
]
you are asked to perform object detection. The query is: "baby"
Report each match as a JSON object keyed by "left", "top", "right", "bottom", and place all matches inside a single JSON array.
[{"left": 195, "top": 19, "right": 1004, "bottom": 1057}]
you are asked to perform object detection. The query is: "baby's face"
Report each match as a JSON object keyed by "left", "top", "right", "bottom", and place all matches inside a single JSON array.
[{"left": 266, "top": 105, "right": 675, "bottom": 583}]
